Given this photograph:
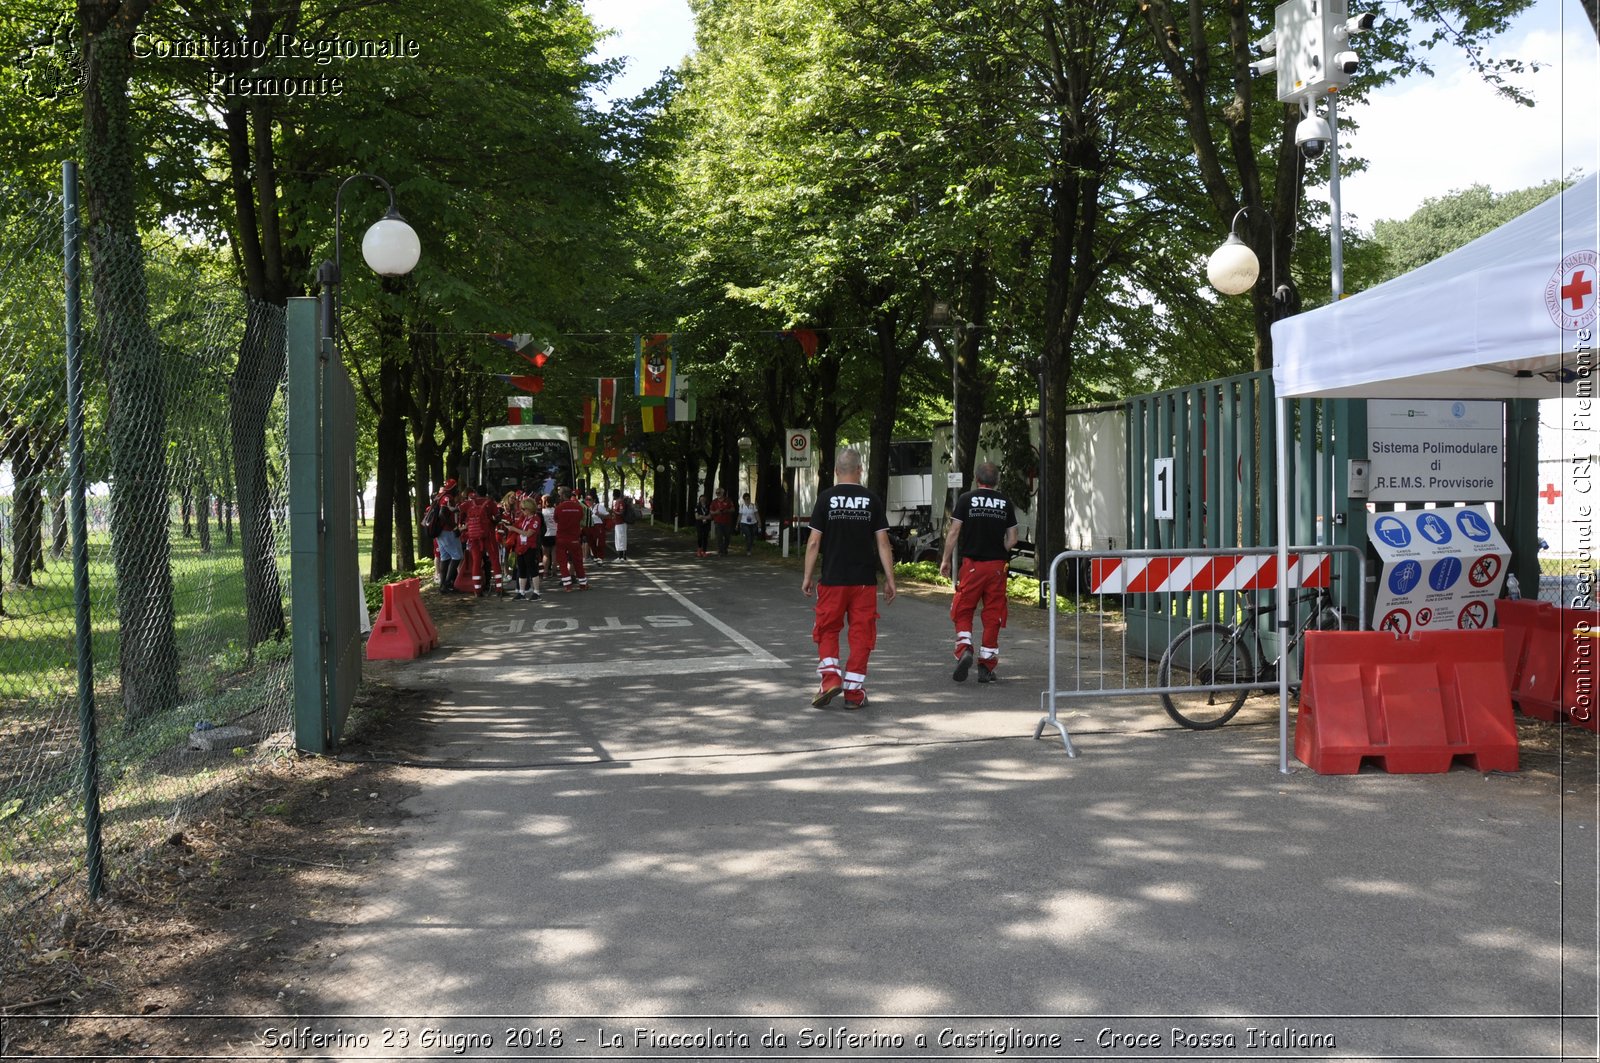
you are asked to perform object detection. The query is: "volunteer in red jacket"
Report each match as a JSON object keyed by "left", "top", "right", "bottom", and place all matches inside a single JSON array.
[
  {"left": 801, "top": 448, "right": 896, "bottom": 709},
  {"left": 939, "top": 461, "right": 1018, "bottom": 683},
  {"left": 552, "top": 486, "right": 589, "bottom": 592},
  {"left": 459, "top": 483, "right": 504, "bottom": 597},
  {"left": 504, "top": 494, "right": 544, "bottom": 601}
]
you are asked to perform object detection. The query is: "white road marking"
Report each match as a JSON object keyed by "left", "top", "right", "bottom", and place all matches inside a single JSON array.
[
  {"left": 637, "top": 566, "right": 786, "bottom": 666},
  {"left": 420, "top": 654, "right": 788, "bottom": 682}
]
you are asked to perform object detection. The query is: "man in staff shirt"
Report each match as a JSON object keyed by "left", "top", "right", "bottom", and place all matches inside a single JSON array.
[{"left": 940, "top": 461, "right": 1018, "bottom": 683}]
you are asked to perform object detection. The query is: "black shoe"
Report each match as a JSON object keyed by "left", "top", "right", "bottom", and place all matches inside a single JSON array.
[
  {"left": 953, "top": 649, "right": 974, "bottom": 682},
  {"left": 976, "top": 664, "right": 996, "bottom": 683}
]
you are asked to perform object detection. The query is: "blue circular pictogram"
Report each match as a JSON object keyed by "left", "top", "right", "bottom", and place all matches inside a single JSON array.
[
  {"left": 1389, "top": 560, "right": 1423, "bottom": 596},
  {"left": 1455, "top": 510, "right": 1493, "bottom": 542},
  {"left": 1374, "top": 516, "right": 1412, "bottom": 549},
  {"left": 1428, "top": 557, "right": 1463, "bottom": 592},
  {"left": 1416, "top": 512, "right": 1452, "bottom": 545}
]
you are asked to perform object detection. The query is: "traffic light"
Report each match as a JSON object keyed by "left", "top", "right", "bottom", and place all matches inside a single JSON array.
[{"left": 1254, "top": 0, "right": 1376, "bottom": 104}]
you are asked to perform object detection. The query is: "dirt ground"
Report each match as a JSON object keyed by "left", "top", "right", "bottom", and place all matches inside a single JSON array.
[
  {"left": 3, "top": 566, "right": 1594, "bottom": 1059},
  {"left": 0, "top": 679, "right": 436, "bottom": 1060}
]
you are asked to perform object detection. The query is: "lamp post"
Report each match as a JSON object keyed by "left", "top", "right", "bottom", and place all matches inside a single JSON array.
[
  {"left": 318, "top": 173, "right": 421, "bottom": 348},
  {"left": 1207, "top": 206, "right": 1290, "bottom": 312}
]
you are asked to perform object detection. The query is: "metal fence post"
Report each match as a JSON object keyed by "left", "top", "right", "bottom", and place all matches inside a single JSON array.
[
  {"left": 62, "top": 161, "right": 104, "bottom": 900},
  {"left": 287, "top": 296, "right": 328, "bottom": 753}
]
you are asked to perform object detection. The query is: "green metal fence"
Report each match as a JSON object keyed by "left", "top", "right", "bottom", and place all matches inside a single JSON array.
[{"left": 1, "top": 167, "right": 296, "bottom": 962}]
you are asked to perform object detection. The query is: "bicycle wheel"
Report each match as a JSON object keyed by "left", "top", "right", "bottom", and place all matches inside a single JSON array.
[{"left": 1158, "top": 622, "right": 1256, "bottom": 729}]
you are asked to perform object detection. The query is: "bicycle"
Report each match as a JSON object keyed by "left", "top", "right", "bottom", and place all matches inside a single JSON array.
[{"left": 1155, "top": 582, "right": 1357, "bottom": 730}]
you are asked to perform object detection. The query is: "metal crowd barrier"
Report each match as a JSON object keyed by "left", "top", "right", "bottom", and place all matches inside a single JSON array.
[{"left": 1033, "top": 545, "right": 1367, "bottom": 770}]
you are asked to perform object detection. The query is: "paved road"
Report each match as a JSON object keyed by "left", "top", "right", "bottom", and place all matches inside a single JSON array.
[{"left": 305, "top": 527, "right": 1598, "bottom": 1061}]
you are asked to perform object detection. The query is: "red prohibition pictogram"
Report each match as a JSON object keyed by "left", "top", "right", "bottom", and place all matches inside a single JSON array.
[
  {"left": 1468, "top": 554, "right": 1502, "bottom": 588},
  {"left": 1457, "top": 600, "right": 1489, "bottom": 629},
  {"left": 1417, "top": 607, "right": 1433, "bottom": 626},
  {"left": 1379, "top": 608, "right": 1412, "bottom": 634},
  {"left": 788, "top": 433, "right": 808, "bottom": 452}
]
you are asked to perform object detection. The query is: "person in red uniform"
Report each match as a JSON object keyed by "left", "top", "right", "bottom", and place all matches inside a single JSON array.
[
  {"left": 503, "top": 494, "right": 544, "bottom": 601},
  {"left": 710, "top": 487, "right": 736, "bottom": 555},
  {"left": 939, "top": 461, "right": 1018, "bottom": 682},
  {"left": 552, "top": 486, "right": 589, "bottom": 592},
  {"left": 801, "top": 448, "right": 896, "bottom": 709},
  {"left": 458, "top": 483, "right": 504, "bottom": 597}
]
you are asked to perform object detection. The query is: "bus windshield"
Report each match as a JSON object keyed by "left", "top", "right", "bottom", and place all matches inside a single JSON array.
[{"left": 482, "top": 439, "right": 574, "bottom": 497}]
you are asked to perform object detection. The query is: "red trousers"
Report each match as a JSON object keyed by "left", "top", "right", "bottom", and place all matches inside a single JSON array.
[
  {"left": 951, "top": 558, "right": 1008, "bottom": 668},
  {"left": 556, "top": 539, "right": 587, "bottom": 587},
  {"left": 456, "top": 536, "right": 502, "bottom": 593},
  {"left": 813, "top": 584, "right": 879, "bottom": 691}
]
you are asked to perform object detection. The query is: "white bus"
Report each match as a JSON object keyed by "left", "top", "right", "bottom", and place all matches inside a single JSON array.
[{"left": 476, "top": 425, "right": 576, "bottom": 498}]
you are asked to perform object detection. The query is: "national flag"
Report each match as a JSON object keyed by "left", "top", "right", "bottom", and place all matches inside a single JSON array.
[
  {"left": 598, "top": 377, "right": 618, "bottom": 423},
  {"left": 603, "top": 445, "right": 619, "bottom": 460},
  {"left": 668, "top": 392, "right": 697, "bottom": 423},
  {"left": 507, "top": 394, "right": 533, "bottom": 425},
  {"left": 639, "top": 399, "right": 667, "bottom": 433},
  {"left": 783, "top": 328, "right": 819, "bottom": 359},
  {"left": 581, "top": 445, "right": 595, "bottom": 465},
  {"left": 490, "top": 332, "right": 534, "bottom": 352},
  {"left": 495, "top": 373, "right": 544, "bottom": 394},
  {"left": 635, "top": 333, "right": 674, "bottom": 398},
  {"left": 581, "top": 396, "right": 596, "bottom": 435},
  {"left": 520, "top": 343, "right": 554, "bottom": 370}
]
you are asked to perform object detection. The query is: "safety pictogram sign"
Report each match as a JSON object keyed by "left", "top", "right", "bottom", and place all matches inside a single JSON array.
[{"left": 1369, "top": 505, "right": 1508, "bottom": 633}]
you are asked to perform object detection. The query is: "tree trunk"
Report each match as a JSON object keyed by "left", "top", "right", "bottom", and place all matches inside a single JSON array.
[
  {"left": 368, "top": 291, "right": 406, "bottom": 580},
  {"left": 865, "top": 301, "right": 905, "bottom": 505},
  {"left": 229, "top": 299, "right": 288, "bottom": 644},
  {"left": 197, "top": 471, "right": 212, "bottom": 554},
  {"left": 80, "top": 0, "right": 179, "bottom": 724}
]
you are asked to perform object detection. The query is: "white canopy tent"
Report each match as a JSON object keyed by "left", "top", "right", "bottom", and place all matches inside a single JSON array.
[{"left": 1263, "top": 174, "right": 1598, "bottom": 771}]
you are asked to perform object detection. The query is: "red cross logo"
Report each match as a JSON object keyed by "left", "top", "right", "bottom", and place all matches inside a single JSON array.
[
  {"left": 1547, "top": 250, "right": 1599, "bottom": 329},
  {"left": 1541, "top": 483, "right": 1562, "bottom": 504},
  {"left": 1563, "top": 269, "right": 1594, "bottom": 311}
]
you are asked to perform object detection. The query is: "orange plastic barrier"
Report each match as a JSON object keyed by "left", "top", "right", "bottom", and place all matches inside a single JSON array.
[
  {"left": 1497, "top": 599, "right": 1600, "bottom": 729},
  {"left": 1295, "top": 630, "right": 1518, "bottom": 775},
  {"left": 366, "top": 578, "right": 439, "bottom": 660}
]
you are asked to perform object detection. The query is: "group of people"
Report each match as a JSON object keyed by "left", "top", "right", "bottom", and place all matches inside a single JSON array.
[
  {"left": 801, "top": 450, "right": 1017, "bottom": 709},
  {"left": 423, "top": 480, "right": 639, "bottom": 600},
  {"left": 693, "top": 488, "right": 762, "bottom": 557}
]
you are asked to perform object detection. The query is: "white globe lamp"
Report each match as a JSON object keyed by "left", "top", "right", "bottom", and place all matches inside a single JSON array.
[
  {"left": 361, "top": 211, "right": 421, "bottom": 277},
  {"left": 1207, "top": 232, "right": 1259, "bottom": 296}
]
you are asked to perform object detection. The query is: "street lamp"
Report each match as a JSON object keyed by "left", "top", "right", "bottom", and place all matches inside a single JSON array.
[
  {"left": 1207, "top": 207, "right": 1291, "bottom": 315},
  {"left": 318, "top": 173, "right": 420, "bottom": 343}
]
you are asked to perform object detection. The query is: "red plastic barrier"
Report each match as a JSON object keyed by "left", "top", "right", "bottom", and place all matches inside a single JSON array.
[
  {"left": 1497, "top": 599, "right": 1600, "bottom": 729},
  {"left": 366, "top": 578, "right": 438, "bottom": 660},
  {"left": 1295, "top": 630, "right": 1518, "bottom": 775}
]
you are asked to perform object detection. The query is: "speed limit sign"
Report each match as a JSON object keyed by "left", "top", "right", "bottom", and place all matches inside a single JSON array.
[{"left": 785, "top": 427, "right": 812, "bottom": 468}]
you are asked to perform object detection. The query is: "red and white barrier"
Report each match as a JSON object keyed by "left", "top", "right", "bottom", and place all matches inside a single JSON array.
[{"left": 1089, "top": 553, "right": 1330, "bottom": 594}]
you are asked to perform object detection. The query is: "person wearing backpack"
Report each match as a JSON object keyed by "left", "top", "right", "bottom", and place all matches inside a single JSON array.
[{"left": 429, "top": 481, "right": 462, "bottom": 592}]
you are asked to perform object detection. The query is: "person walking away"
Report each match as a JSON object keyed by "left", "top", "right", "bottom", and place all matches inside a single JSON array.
[
  {"left": 801, "top": 449, "right": 897, "bottom": 709},
  {"left": 611, "top": 489, "right": 633, "bottom": 562},
  {"left": 553, "top": 487, "right": 589, "bottom": 592},
  {"left": 587, "top": 490, "right": 609, "bottom": 565},
  {"left": 738, "top": 492, "right": 759, "bottom": 554},
  {"left": 430, "top": 480, "right": 462, "bottom": 592},
  {"left": 710, "top": 488, "right": 735, "bottom": 555},
  {"left": 939, "top": 461, "right": 1018, "bottom": 683},
  {"left": 505, "top": 494, "right": 544, "bottom": 600},
  {"left": 694, "top": 493, "right": 712, "bottom": 558}
]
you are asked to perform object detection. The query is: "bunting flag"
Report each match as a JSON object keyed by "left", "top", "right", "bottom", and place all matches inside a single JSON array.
[
  {"left": 639, "top": 399, "right": 667, "bottom": 433},
  {"left": 670, "top": 375, "right": 696, "bottom": 423},
  {"left": 520, "top": 344, "right": 553, "bottom": 370},
  {"left": 598, "top": 377, "right": 618, "bottom": 424},
  {"left": 495, "top": 373, "right": 544, "bottom": 394},
  {"left": 490, "top": 332, "right": 534, "bottom": 352},
  {"left": 581, "top": 445, "right": 596, "bottom": 465},
  {"left": 581, "top": 396, "right": 596, "bottom": 435},
  {"left": 783, "top": 328, "right": 819, "bottom": 359},
  {"left": 507, "top": 394, "right": 533, "bottom": 425},
  {"left": 603, "top": 444, "right": 619, "bottom": 460},
  {"left": 635, "top": 333, "right": 675, "bottom": 398}
]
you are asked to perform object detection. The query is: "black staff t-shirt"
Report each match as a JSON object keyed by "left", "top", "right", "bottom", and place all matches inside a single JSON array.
[
  {"left": 808, "top": 485, "right": 889, "bottom": 586},
  {"left": 954, "top": 487, "right": 1017, "bottom": 561}
]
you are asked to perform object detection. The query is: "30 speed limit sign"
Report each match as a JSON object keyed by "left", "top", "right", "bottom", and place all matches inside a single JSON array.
[{"left": 785, "top": 428, "right": 812, "bottom": 468}]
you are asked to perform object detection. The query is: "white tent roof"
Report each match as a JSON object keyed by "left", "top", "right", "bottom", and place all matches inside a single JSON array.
[{"left": 1272, "top": 173, "right": 1599, "bottom": 399}]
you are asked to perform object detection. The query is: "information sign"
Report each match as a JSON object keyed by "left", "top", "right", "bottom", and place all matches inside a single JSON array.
[
  {"left": 1366, "top": 400, "right": 1503, "bottom": 501},
  {"left": 784, "top": 428, "right": 812, "bottom": 469},
  {"left": 1369, "top": 505, "right": 1509, "bottom": 633}
]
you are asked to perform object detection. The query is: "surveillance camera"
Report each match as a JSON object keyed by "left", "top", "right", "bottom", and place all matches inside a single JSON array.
[
  {"left": 1332, "top": 49, "right": 1359, "bottom": 75},
  {"left": 1296, "top": 113, "right": 1332, "bottom": 161},
  {"left": 1346, "top": 11, "right": 1378, "bottom": 32},
  {"left": 1249, "top": 55, "right": 1278, "bottom": 76}
]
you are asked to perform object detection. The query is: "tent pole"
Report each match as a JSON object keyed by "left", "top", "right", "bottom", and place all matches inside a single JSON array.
[{"left": 1277, "top": 392, "right": 1292, "bottom": 774}]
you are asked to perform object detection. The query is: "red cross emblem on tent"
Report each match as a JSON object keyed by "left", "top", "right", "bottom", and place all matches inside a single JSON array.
[{"left": 1547, "top": 250, "right": 1599, "bottom": 330}]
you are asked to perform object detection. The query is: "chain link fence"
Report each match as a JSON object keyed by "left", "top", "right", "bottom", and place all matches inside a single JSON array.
[{"left": 1, "top": 180, "right": 296, "bottom": 962}]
